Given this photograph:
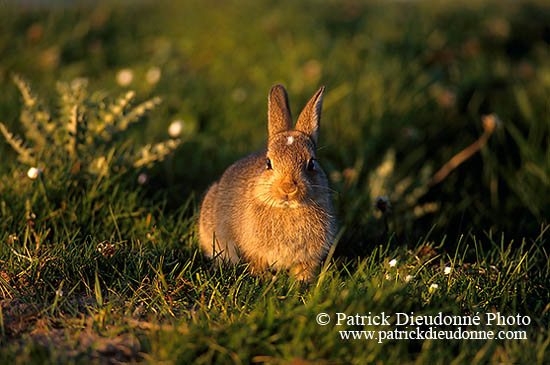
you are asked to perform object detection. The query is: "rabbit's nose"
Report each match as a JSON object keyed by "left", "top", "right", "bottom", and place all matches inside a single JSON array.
[{"left": 278, "top": 181, "right": 298, "bottom": 196}]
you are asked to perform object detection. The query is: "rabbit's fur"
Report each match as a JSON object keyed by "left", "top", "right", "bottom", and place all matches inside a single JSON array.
[{"left": 199, "top": 85, "right": 336, "bottom": 281}]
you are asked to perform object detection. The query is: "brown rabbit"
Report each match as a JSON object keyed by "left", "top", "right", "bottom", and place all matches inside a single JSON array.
[{"left": 199, "top": 84, "right": 336, "bottom": 281}]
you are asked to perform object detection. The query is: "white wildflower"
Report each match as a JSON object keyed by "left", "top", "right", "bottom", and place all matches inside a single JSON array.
[
  {"left": 146, "top": 67, "right": 161, "bottom": 84},
  {"left": 168, "top": 120, "right": 184, "bottom": 137},
  {"left": 231, "top": 88, "right": 247, "bottom": 102},
  {"left": 116, "top": 68, "right": 134, "bottom": 87},
  {"left": 27, "top": 167, "right": 43, "bottom": 180},
  {"left": 137, "top": 173, "right": 148, "bottom": 185},
  {"left": 389, "top": 258, "right": 398, "bottom": 267},
  {"left": 405, "top": 274, "right": 413, "bottom": 283},
  {"left": 444, "top": 266, "right": 452, "bottom": 275},
  {"left": 429, "top": 283, "right": 439, "bottom": 293}
]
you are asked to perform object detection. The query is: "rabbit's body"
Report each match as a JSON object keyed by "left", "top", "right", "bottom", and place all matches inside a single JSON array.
[{"left": 199, "top": 85, "right": 336, "bottom": 281}]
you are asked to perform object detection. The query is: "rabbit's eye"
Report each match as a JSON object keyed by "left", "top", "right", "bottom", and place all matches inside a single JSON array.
[
  {"left": 266, "top": 158, "right": 273, "bottom": 170},
  {"left": 307, "top": 158, "right": 316, "bottom": 171}
]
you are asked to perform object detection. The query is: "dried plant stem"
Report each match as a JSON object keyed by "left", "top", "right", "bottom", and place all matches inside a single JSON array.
[{"left": 431, "top": 129, "right": 493, "bottom": 186}]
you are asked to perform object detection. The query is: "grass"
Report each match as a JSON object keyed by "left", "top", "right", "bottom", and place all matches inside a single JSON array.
[{"left": 0, "top": 0, "right": 549, "bottom": 363}]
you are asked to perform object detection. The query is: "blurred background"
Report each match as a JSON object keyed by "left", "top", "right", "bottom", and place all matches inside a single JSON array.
[{"left": 1, "top": 0, "right": 549, "bottom": 250}]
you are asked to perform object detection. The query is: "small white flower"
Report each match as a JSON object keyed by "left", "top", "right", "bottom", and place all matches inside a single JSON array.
[
  {"left": 405, "top": 274, "right": 413, "bottom": 283},
  {"left": 137, "top": 173, "right": 148, "bottom": 185},
  {"left": 168, "top": 120, "right": 184, "bottom": 137},
  {"left": 444, "top": 266, "right": 452, "bottom": 275},
  {"left": 389, "top": 258, "right": 398, "bottom": 267},
  {"left": 116, "top": 68, "right": 134, "bottom": 87},
  {"left": 231, "top": 88, "right": 247, "bottom": 102},
  {"left": 429, "top": 283, "right": 439, "bottom": 293},
  {"left": 27, "top": 167, "right": 43, "bottom": 180},
  {"left": 146, "top": 66, "right": 161, "bottom": 84}
]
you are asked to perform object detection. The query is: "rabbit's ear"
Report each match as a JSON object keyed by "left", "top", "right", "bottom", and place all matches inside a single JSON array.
[
  {"left": 296, "top": 86, "right": 325, "bottom": 145},
  {"left": 268, "top": 84, "right": 293, "bottom": 136}
]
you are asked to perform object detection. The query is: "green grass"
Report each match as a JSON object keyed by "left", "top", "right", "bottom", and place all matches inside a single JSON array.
[{"left": 0, "top": 0, "right": 549, "bottom": 363}]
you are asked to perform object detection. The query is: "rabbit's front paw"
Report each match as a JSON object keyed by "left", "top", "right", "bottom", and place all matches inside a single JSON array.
[{"left": 291, "top": 264, "right": 316, "bottom": 283}]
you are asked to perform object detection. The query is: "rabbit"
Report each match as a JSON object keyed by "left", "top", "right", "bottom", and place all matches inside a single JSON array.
[{"left": 199, "top": 84, "right": 337, "bottom": 281}]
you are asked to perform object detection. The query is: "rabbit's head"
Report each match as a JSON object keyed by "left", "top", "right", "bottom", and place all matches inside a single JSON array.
[{"left": 253, "top": 85, "right": 329, "bottom": 208}]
